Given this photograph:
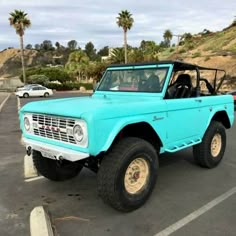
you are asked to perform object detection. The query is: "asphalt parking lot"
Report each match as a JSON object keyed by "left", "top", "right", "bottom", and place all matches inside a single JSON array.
[{"left": 0, "top": 92, "right": 236, "bottom": 236}]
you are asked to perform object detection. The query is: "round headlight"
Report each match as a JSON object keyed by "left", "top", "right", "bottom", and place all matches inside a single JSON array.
[
  {"left": 73, "top": 125, "right": 84, "bottom": 142},
  {"left": 24, "top": 117, "right": 30, "bottom": 131}
]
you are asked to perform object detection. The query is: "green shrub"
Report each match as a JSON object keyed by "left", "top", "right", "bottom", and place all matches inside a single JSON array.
[
  {"left": 204, "top": 56, "right": 211, "bottom": 61},
  {"left": 179, "top": 48, "right": 186, "bottom": 54},
  {"left": 80, "top": 83, "right": 93, "bottom": 90},
  {"left": 45, "top": 82, "right": 63, "bottom": 90},
  {"left": 27, "top": 74, "right": 50, "bottom": 85},
  {"left": 45, "top": 82, "right": 93, "bottom": 91},
  {"left": 186, "top": 43, "right": 195, "bottom": 50},
  {"left": 192, "top": 52, "right": 201, "bottom": 58},
  {"left": 22, "top": 67, "right": 73, "bottom": 83}
]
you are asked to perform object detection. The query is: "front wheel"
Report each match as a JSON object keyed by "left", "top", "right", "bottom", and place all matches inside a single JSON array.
[
  {"left": 193, "top": 121, "right": 226, "bottom": 168},
  {"left": 32, "top": 150, "right": 83, "bottom": 181},
  {"left": 97, "top": 137, "right": 158, "bottom": 212}
]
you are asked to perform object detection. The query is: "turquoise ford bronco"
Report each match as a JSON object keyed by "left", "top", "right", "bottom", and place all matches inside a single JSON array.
[{"left": 20, "top": 61, "right": 234, "bottom": 212}]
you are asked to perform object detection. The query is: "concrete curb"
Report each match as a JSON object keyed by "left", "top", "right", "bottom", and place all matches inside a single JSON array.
[
  {"left": 17, "top": 96, "right": 21, "bottom": 111},
  {"left": 24, "top": 155, "right": 39, "bottom": 179},
  {"left": 30, "top": 206, "right": 54, "bottom": 236},
  {"left": 0, "top": 93, "right": 11, "bottom": 112}
]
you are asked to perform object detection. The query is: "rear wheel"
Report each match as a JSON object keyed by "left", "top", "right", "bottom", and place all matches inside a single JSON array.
[
  {"left": 23, "top": 93, "right": 29, "bottom": 98},
  {"left": 32, "top": 150, "right": 83, "bottom": 181},
  {"left": 98, "top": 137, "right": 158, "bottom": 212},
  {"left": 44, "top": 92, "right": 49, "bottom": 97},
  {"left": 193, "top": 121, "right": 226, "bottom": 168}
]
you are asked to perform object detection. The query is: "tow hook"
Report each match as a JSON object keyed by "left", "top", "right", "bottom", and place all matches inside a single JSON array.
[{"left": 26, "top": 146, "right": 32, "bottom": 156}]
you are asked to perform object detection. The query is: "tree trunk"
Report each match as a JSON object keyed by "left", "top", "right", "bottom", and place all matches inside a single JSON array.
[
  {"left": 124, "top": 30, "right": 127, "bottom": 64},
  {"left": 19, "top": 35, "right": 26, "bottom": 85}
]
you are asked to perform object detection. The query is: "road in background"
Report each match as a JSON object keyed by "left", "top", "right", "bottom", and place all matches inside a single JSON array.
[{"left": 0, "top": 92, "right": 8, "bottom": 104}]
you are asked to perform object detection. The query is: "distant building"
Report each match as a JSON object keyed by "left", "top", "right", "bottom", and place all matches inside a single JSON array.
[{"left": 101, "top": 48, "right": 114, "bottom": 61}]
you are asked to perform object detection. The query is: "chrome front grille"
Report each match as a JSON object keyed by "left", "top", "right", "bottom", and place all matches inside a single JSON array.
[{"left": 32, "top": 114, "right": 76, "bottom": 144}]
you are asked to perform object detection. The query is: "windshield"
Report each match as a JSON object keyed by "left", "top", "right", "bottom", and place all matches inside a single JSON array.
[{"left": 97, "top": 67, "right": 168, "bottom": 93}]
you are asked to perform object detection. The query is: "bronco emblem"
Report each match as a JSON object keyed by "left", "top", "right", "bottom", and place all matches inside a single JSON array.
[{"left": 41, "top": 125, "right": 60, "bottom": 132}]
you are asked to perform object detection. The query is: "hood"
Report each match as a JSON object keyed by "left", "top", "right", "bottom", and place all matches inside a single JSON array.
[{"left": 20, "top": 93, "right": 164, "bottom": 119}]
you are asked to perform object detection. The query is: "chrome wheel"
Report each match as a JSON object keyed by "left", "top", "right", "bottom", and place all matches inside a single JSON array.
[{"left": 124, "top": 157, "right": 149, "bottom": 194}]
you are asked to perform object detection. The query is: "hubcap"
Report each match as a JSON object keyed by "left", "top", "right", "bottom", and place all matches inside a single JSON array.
[
  {"left": 124, "top": 157, "right": 149, "bottom": 194},
  {"left": 211, "top": 133, "right": 222, "bottom": 157}
]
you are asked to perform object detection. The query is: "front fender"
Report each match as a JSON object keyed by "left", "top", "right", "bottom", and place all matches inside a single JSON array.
[{"left": 89, "top": 112, "right": 167, "bottom": 156}]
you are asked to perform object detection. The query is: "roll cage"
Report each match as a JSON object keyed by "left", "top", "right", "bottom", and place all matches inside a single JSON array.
[{"left": 104, "top": 61, "right": 226, "bottom": 96}]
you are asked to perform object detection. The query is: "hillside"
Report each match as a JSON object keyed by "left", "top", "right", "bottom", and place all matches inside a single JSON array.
[
  {"left": 0, "top": 48, "right": 69, "bottom": 79},
  {"left": 160, "top": 23, "right": 236, "bottom": 79},
  {"left": 0, "top": 49, "right": 38, "bottom": 78},
  {"left": 0, "top": 23, "right": 236, "bottom": 89}
]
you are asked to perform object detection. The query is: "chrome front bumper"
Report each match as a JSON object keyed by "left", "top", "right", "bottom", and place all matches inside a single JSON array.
[{"left": 23, "top": 137, "right": 89, "bottom": 162}]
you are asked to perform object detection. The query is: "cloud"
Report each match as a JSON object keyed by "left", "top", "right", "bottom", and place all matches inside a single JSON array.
[{"left": 1, "top": 0, "right": 236, "bottom": 50}]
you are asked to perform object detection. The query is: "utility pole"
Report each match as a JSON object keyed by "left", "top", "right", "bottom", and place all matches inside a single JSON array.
[{"left": 173, "top": 34, "right": 182, "bottom": 53}]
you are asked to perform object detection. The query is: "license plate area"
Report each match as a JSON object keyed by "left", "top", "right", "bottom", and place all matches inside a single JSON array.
[{"left": 41, "top": 151, "right": 55, "bottom": 160}]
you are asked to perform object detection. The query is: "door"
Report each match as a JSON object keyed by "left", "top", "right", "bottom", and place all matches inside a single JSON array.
[
  {"left": 165, "top": 97, "right": 201, "bottom": 145},
  {"left": 30, "top": 87, "right": 40, "bottom": 97}
]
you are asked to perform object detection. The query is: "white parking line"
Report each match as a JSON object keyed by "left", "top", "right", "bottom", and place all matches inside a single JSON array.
[
  {"left": 25, "top": 176, "right": 44, "bottom": 182},
  {"left": 0, "top": 93, "right": 11, "bottom": 112},
  {"left": 154, "top": 186, "right": 236, "bottom": 236}
]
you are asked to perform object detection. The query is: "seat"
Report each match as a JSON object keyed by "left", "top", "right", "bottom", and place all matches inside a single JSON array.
[
  {"left": 146, "top": 75, "right": 160, "bottom": 92},
  {"left": 139, "top": 75, "right": 160, "bottom": 92},
  {"left": 167, "top": 74, "right": 192, "bottom": 98}
]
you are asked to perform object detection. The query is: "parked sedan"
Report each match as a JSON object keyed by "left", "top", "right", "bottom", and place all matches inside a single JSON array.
[
  {"left": 16, "top": 84, "right": 43, "bottom": 92},
  {"left": 15, "top": 86, "right": 53, "bottom": 98}
]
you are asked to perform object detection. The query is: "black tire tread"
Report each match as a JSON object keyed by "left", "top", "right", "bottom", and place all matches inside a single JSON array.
[
  {"left": 32, "top": 150, "right": 83, "bottom": 181},
  {"left": 193, "top": 121, "right": 226, "bottom": 168},
  {"left": 97, "top": 137, "right": 158, "bottom": 212}
]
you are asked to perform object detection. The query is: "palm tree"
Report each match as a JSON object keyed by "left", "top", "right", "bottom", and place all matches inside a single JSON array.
[
  {"left": 9, "top": 10, "right": 31, "bottom": 84},
  {"left": 110, "top": 48, "right": 125, "bottom": 64},
  {"left": 163, "top": 29, "right": 173, "bottom": 47},
  {"left": 65, "top": 50, "right": 89, "bottom": 81},
  {"left": 116, "top": 10, "right": 134, "bottom": 64}
]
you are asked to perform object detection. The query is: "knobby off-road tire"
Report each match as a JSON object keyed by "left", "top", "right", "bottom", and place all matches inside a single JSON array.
[
  {"left": 97, "top": 137, "right": 159, "bottom": 212},
  {"left": 193, "top": 121, "right": 226, "bottom": 168},
  {"left": 32, "top": 150, "right": 83, "bottom": 181}
]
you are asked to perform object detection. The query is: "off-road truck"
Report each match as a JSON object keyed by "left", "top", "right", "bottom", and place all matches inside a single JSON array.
[{"left": 20, "top": 61, "right": 234, "bottom": 212}]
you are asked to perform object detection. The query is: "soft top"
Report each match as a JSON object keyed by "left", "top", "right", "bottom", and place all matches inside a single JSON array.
[{"left": 108, "top": 60, "right": 225, "bottom": 72}]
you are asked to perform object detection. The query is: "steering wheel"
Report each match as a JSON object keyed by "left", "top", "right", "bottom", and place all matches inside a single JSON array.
[{"left": 199, "top": 78, "right": 215, "bottom": 95}]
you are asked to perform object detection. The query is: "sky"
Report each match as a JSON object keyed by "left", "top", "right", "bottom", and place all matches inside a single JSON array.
[{"left": 0, "top": 0, "right": 236, "bottom": 51}]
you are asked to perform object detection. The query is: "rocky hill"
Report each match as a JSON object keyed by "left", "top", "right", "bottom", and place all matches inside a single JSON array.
[
  {"left": 160, "top": 23, "right": 236, "bottom": 84},
  {"left": 0, "top": 48, "right": 69, "bottom": 79},
  {"left": 0, "top": 49, "right": 37, "bottom": 78}
]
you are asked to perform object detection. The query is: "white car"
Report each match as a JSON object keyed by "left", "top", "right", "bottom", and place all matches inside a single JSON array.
[
  {"left": 16, "top": 84, "right": 43, "bottom": 92},
  {"left": 15, "top": 86, "right": 53, "bottom": 98}
]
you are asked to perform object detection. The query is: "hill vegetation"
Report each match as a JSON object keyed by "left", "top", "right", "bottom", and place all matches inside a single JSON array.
[{"left": 1, "top": 20, "right": 236, "bottom": 89}]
